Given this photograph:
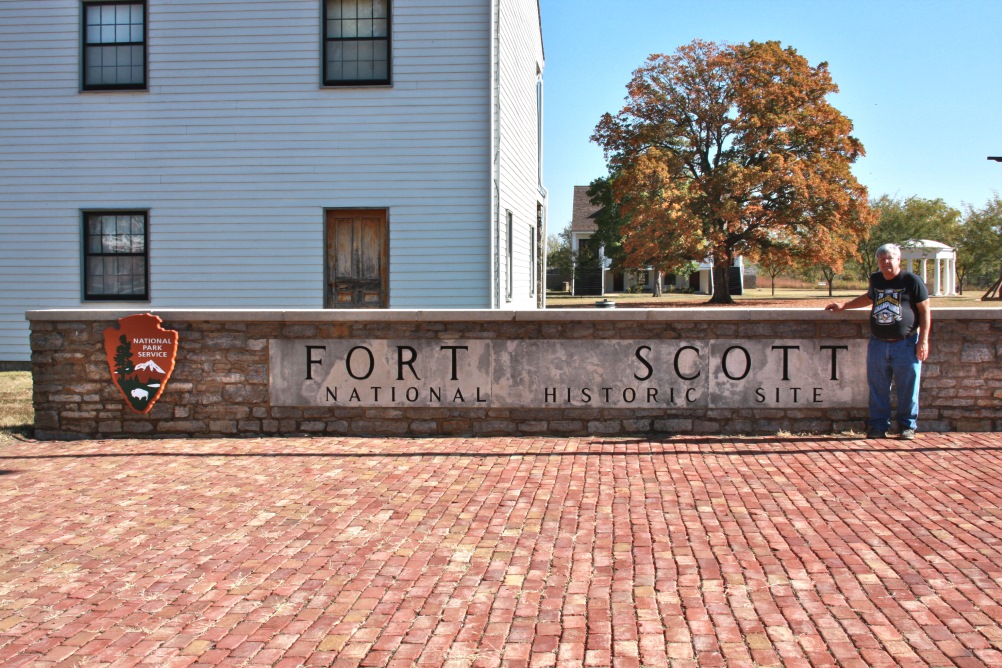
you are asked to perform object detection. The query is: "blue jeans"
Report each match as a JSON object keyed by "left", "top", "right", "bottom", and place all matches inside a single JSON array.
[{"left": 866, "top": 334, "right": 921, "bottom": 433}]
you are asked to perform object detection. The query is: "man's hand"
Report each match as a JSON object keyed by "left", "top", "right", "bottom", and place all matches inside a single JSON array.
[
  {"left": 915, "top": 301, "right": 931, "bottom": 362},
  {"left": 827, "top": 294, "right": 873, "bottom": 312}
]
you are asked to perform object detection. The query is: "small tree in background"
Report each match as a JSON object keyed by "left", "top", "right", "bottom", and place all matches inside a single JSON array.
[
  {"left": 752, "top": 240, "right": 799, "bottom": 296},
  {"left": 585, "top": 176, "right": 626, "bottom": 271},
  {"left": 546, "top": 226, "right": 575, "bottom": 286},
  {"left": 854, "top": 195, "right": 961, "bottom": 278},
  {"left": 955, "top": 194, "right": 1002, "bottom": 294}
]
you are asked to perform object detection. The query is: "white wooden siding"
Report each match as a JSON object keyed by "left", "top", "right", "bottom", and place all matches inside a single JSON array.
[
  {"left": 0, "top": 0, "right": 505, "bottom": 361},
  {"left": 496, "top": 0, "right": 544, "bottom": 309}
]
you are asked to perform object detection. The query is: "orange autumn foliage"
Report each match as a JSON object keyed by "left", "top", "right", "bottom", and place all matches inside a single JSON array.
[{"left": 592, "top": 40, "right": 876, "bottom": 303}]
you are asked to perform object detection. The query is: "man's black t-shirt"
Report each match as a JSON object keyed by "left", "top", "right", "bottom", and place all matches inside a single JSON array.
[{"left": 867, "top": 271, "right": 929, "bottom": 340}]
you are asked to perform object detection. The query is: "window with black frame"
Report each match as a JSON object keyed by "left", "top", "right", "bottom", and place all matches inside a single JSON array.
[
  {"left": 82, "top": 1, "right": 146, "bottom": 90},
  {"left": 83, "top": 212, "right": 149, "bottom": 300},
  {"left": 323, "top": 0, "right": 391, "bottom": 86}
]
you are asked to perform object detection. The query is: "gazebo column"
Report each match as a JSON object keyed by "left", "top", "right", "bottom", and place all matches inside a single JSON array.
[{"left": 900, "top": 244, "right": 959, "bottom": 295}]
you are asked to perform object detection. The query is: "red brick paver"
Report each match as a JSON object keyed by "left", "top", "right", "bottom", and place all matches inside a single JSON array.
[{"left": 2, "top": 433, "right": 1002, "bottom": 666}]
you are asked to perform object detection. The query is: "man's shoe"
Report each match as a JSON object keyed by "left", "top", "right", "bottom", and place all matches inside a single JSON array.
[
  {"left": 900, "top": 429, "right": 916, "bottom": 441},
  {"left": 866, "top": 430, "right": 887, "bottom": 439}
]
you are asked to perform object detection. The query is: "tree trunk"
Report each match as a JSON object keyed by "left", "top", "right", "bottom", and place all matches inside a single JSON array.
[
  {"left": 821, "top": 268, "right": 836, "bottom": 297},
  {"left": 708, "top": 263, "right": 733, "bottom": 304},
  {"left": 652, "top": 270, "right": 663, "bottom": 297}
]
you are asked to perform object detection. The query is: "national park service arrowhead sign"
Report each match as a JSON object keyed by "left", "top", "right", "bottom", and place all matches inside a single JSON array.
[{"left": 103, "top": 313, "right": 179, "bottom": 414}]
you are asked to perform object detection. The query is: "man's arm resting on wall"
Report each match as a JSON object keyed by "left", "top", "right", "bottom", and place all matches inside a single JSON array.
[
  {"left": 825, "top": 294, "right": 873, "bottom": 312},
  {"left": 915, "top": 300, "right": 931, "bottom": 361}
]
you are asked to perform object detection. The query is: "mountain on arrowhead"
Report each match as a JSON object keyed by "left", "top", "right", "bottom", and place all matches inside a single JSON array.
[{"left": 135, "top": 359, "right": 165, "bottom": 374}]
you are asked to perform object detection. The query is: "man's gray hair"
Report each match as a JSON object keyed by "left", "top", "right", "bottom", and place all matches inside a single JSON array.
[{"left": 875, "top": 243, "right": 902, "bottom": 260}]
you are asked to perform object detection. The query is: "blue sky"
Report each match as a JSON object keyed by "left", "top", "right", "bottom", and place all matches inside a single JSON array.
[{"left": 539, "top": 0, "right": 1002, "bottom": 234}]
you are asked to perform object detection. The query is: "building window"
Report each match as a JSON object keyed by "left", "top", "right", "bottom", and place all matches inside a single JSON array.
[
  {"left": 83, "top": 211, "right": 149, "bottom": 300},
  {"left": 506, "top": 211, "right": 513, "bottom": 302},
  {"left": 82, "top": 1, "right": 146, "bottom": 90},
  {"left": 529, "top": 224, "right": 536, "bottom": 298},
  {"left": 323, "top": 0, "right": 391, "bottom": 86}
]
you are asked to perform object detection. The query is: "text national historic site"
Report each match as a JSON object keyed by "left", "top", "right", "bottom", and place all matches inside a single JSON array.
[{"left": 269, "top": 339, "right": 868, "bottom": 409}]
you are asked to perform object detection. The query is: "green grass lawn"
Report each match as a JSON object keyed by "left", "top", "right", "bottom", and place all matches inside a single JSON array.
[
  {"left": 0, "top": 371, "right": 33, "bottom": 444},
  {"left": 545, "top": 286, "right": 997, "bottom": 308}
]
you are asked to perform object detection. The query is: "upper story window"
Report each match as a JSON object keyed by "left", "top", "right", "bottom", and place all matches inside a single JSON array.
[
  {"left": 82, "top": 1, "right": 147, "bottom": 91},
  {"left": 83, "top": 211, "right": 149, "bottom": 300},
  {"left": 323, "top": 0, "right": 391, "bottom": 86}
]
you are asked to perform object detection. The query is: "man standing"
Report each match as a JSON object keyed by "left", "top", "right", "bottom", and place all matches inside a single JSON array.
[{"left": 825, "top": 243, "right": 931, "bottom": 439}]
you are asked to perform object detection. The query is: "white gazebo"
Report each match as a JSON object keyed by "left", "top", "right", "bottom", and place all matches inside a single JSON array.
[{"left": 901, "top": 239, "right": 957, "bottom": 296}]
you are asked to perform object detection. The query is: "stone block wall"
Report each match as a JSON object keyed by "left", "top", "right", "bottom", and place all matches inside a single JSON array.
[{"left": 27, "top": 308, "right": 1002, "bottom": 439}]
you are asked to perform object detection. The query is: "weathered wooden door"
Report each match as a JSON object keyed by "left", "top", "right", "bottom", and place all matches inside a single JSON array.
[{"left": 325, "top": 210, "right": 388, "bottom": 308}]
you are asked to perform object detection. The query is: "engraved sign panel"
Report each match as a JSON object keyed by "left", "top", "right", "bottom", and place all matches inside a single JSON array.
[
  {"left": 707, "top": 339, "right": 864, "bottom": 407},
  {"left": 491, "top": 340, "right": 707, "bottom": 408},
  {"left": 269, "top": 339, "right": 868, "bottom": 409},
  {"left": 270, "top": 340, "right": 493, "bottom": 407}
]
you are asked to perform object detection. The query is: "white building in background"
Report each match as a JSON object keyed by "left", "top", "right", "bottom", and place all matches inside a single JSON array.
[
  {"left": 568, "top": 185, "right": 744, "bottom": 296},
  {"left": 901, "top": 240, "right": 957, "bottom": 296},
  {"left": 0, "top": 0, "right": 546, "bottom": 363}
]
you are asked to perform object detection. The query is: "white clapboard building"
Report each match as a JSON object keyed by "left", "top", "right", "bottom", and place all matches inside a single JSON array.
[{"left": 0, "top": 0, "right": 546, "bottom": 363}]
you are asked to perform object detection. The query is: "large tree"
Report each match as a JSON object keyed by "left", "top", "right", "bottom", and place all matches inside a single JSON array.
[{"left": 593, "top": 39, "right": 875, "bottom": 303}]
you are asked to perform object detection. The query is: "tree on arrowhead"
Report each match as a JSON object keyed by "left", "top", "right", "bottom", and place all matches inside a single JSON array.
[
  {"left": 114, "top": 334, "right": 134, "bottom": 381},
  {"left": 592, "top": 39, "right": 875, "bottom": 303}
]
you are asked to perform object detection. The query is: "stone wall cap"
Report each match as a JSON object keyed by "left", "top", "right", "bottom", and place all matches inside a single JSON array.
[{"left": 25, "top": 306, "right": 1002, "bottom": 323}]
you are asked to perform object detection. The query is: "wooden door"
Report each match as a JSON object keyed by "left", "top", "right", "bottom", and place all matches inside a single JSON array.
[{"left": 325, "top": 210, "right": 388, "bottom": 308}]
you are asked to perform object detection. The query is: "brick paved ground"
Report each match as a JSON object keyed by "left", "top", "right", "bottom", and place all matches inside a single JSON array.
[{"left": 2, "top": 434, "right": 1002, "bottom": 667}]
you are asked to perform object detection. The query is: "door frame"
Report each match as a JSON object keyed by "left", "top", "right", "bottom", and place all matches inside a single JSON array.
[{"left": 323, "top": 208, "right": 389, "bottom": 309}]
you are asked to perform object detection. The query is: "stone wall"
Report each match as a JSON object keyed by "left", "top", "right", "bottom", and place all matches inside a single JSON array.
[{"left": 27, "top": 308, "right": 1002, "bottom": 439}]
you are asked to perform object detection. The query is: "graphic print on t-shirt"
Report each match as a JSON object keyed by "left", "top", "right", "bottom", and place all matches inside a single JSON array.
[{"left": 872, "top": 289, "right": 903, "bottom": 325}]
